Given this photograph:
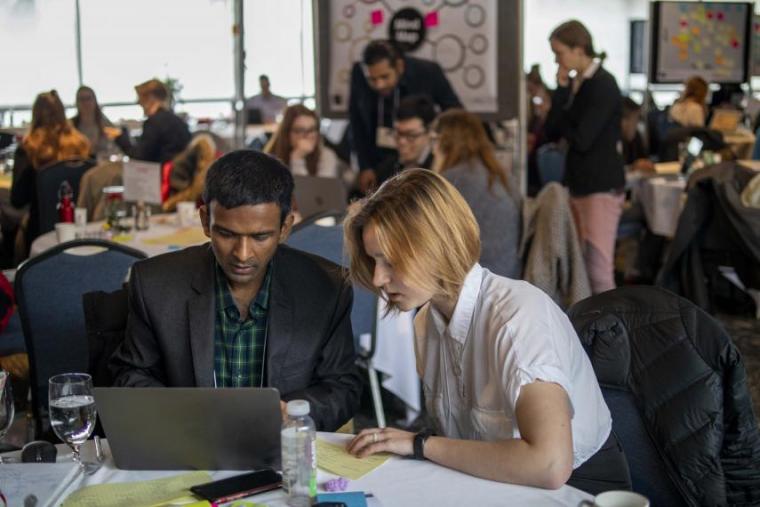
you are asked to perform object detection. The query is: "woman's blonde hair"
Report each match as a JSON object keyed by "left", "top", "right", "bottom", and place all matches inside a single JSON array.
[
  {"left": 433, "top": 108, "right": 510, "bottom": 192},
  {"left": 344, "top": 169, "right": 480, "bottom": 312}
]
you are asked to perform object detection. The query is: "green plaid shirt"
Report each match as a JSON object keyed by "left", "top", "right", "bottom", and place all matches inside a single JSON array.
[{"left": 213, "top": 262, "right": 271, "bottom": 388}]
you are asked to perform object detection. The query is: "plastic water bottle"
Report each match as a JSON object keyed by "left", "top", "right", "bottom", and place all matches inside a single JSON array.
[{"left": 281, "top": 399, "right": 317, "bottom": 507}]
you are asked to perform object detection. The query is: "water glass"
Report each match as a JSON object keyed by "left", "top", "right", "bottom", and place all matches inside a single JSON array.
[
  {"left": 0, "top": 370, "right": 13, "bottom": 463},
  {"left": 48, "top": 373, "right": 96, "bottom": 466}
]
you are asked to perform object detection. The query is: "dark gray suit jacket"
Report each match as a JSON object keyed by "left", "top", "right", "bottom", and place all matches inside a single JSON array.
[{"left": 110, "top": 243, "right": 362, "bottom": 431}]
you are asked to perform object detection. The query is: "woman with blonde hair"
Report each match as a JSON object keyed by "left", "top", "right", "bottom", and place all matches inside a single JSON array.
[
  {"left": 344, "top": 169, "right": 631, "bottom": 495},
  {"left": 11, "top": 90, "right": 90, "bottom": 244},
  {"left": 265, "top": 104, "right": 343, "bottom": 178},
  {"left": 669, "top": 76, "right": 709, "bottom": 127},
  {"left": 432, "top": 108, "right": 521, "bottom": 278}
]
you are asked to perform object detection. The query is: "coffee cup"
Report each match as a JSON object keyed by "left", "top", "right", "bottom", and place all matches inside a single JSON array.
[
  {"left": 579, "top": 491, "right": 649, "bottom": 507},
  {"left": 55, "top": 223, "right": 77, "bottom": 243}
]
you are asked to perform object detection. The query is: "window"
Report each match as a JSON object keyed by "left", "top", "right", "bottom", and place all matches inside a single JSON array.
[
  {"left": 79, "top": 0, "right": 234, "bottom": 108},
  {"left": 244, "top": 0, "right": 315, "bottom": 101},
  {"left": 0, "top": 1, "right": 79, "bottom": 106}
]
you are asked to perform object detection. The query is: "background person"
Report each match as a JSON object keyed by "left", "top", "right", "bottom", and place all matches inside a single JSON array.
[
  {"left": 349, "top": 40, "right": 461, "bottom": 194},
  {"left": 265, "top": 104, "right": 344, "bottom": 178},
  {"left": 374, "top": 94, "right": 436, "bottom": 187},
  {"left": 245, "top": 74, "right": 288, "bottom": 124},
  {"left": 432, "top": 109, "right": 522, "bottom": 279},
  {"left": 71, "top": 85, "right": 118, "bottom": 159},
  {"left": 669, "top": 76, "right": 708, "bottom": 128},
  {"left": 544, "top": 20, "right": 625, "bottom": 295},
  {"left": 11, "top": 90, "right": 91, "bottom": 248},
  {"left": 114, "top": 79, "right": 191, "bottom": 164}
]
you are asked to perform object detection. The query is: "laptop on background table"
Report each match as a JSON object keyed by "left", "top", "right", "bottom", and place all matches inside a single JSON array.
[
  {"left": 292, "top": 175, "right": 347, "bottom": 220},
  {"left": 94, "top": 387, "right": 281, "bottom": 470}
]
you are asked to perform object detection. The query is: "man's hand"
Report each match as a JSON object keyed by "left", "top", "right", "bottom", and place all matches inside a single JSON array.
[{"left": 358, "top": 169, "right": 377, "bottom": 194}]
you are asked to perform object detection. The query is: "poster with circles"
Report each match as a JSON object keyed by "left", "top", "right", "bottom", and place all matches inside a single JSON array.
[{"left": 318, "top": 0, "right": 503, "bottom": 117}]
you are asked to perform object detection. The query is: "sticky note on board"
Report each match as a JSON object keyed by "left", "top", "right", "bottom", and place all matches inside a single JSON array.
[
  {"left": 370, "top": 9, "right": 383, "bottom": 25},
  {"left": 424, "top": 11, "right": 438, "bottom": 27}
]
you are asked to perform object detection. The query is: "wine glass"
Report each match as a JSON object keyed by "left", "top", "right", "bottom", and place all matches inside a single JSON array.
[
  {"left": 0, "top": 370, "right": 14, "bottom": 463},
  {"left": 48, "top": 373, "right": 96, "bottom": 466}
]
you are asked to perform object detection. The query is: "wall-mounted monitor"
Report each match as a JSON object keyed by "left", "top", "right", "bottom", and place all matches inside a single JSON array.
[{"left": 649, "top": 1, "right": 751, "bottom": 84}]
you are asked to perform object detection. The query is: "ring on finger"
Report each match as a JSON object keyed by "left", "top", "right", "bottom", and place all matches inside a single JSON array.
[{"left": 372, "top": 432, "right": 378, "bottom": 443}]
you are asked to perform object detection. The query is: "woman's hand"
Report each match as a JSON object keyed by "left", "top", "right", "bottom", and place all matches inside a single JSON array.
[{"left": 347, "top": 427, "right": 415, "bottom": 458}]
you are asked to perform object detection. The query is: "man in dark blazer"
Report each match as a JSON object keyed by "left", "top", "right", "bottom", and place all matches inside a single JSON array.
[
  {"left": 349, "top": 40, "right": 461, "bottom": 194},
  {"left": 114, "top": 79, "right": 192, "bottom": 164},
  {"left": 110, "top": 150, "right": 361, "bottom": 431}
]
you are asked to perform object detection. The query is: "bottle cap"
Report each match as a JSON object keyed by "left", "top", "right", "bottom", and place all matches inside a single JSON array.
[{"left": 286, "top": 400, "right": 310, "bottom": 417}]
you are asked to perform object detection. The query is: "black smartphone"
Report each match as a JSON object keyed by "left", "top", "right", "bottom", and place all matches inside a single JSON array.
[{"left": 190, "top": 469, "right": 281, "bottom": 503}]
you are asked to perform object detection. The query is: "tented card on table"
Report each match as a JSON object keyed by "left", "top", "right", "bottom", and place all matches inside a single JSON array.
[{"left": 123, "top": 160, "right": 162, "bottom": 205}]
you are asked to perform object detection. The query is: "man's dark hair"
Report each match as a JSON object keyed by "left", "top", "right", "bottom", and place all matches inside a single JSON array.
[
  {"left": 396, "top": 95, "right": 437, "bottom": 128},
  {"left": 362, "top": 40, "right": 403, "bottom": 66},
  {"left": 202, "top": 150, "right": 294, "bottom": 223},
  {"left": 259, "top": 74, "right": 269, "bottom": 82},
  {"left": 622, "top": 96, "right": 641, "bottom": 116}
]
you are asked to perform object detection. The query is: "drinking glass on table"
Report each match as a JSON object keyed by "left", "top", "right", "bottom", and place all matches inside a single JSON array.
[
  {"left": 0, "top": 370, "right": 14, "bottom": 463},
  {"left": 48, "top": 373, "right": 96, "bottom": 466}
]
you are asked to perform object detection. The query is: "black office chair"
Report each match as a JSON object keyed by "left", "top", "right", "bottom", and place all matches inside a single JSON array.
[
  {"left": 287, "top": 212, "right": 386, "bottom": 427},
  {"left": 569, "top": 286, "right": 760, "bottom": 506},
  {"left": 15, "top": 239, "right": 146, "bottom": 437},
  {"left": 35, "top": 158, "right": 94, "bottom": 235}
]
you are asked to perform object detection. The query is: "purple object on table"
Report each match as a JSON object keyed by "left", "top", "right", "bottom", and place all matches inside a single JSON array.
[{"left": 324, "top": 477, "right": 349, "bottom": 492}]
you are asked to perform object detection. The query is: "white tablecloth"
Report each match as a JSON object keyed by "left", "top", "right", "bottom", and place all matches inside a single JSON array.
[
  {"left": 638, "top": 177, "right": 687, "bottom": 237},
  {"left": 29, "top": 213, "right": 206, "bottom": 259},
  {"left": 0, "top": 434, "right": 592, "bottom": 507}
]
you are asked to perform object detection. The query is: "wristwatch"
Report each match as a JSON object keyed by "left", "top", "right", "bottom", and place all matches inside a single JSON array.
[{"left": 413, "top": 429, "right": 435, "bottom": 460}]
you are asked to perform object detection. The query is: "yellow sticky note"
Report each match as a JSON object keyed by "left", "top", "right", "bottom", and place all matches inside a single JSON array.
[
  {"left": 62, "top": 471, "right": 212, "bottom": 507},
  {"left": 141, "top": 227, "right": 207, "bottom": 247},
  {"left": 316, "top": 439, "right": 391, "bottom": 480}
]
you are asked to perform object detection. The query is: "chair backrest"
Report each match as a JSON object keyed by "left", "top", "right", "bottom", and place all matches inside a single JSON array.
[
  {"left": 535, "top": 143, "right": 565, "bottom": 185},
  {"left": 82, "top": 287, "right": 129, "bottom": 388},
  {"left": 287, "top": 216, "right": 377, "bottom": 356},
  {"left": 35, "top": 158, "right": 95, "bottom": 234},
  {"left": 569, "top": 286, "right": 760, "bottom": 506},
  {"left": 15, "top": 239, "right": 146, "bottom": 432}
]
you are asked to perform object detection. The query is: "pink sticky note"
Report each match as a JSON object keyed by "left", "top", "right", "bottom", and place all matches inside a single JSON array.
[
  {"left": 424, "top": 11, "right": 439, "bottom": 28},
  {"left": 370, "top": 9, "right": 383, "bottom": 25}
]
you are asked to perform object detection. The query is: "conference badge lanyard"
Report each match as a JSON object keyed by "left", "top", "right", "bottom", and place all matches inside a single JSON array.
[{"left": 376, "top": 88, "right": 399, "bottom": 149}]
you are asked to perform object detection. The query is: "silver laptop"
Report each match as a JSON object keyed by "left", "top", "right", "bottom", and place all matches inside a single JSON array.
[
  {"left": 94, "top": 387, "right": 281, "bottom": 470},
  {"left": 293, "top": 175, "right": 347, "bottom": 220}
]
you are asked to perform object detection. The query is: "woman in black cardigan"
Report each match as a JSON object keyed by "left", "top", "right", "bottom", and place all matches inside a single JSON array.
[{"left": 545, "top": 20, "right": 625, "bottom": 295}]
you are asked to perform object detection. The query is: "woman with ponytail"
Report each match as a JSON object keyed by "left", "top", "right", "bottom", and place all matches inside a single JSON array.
[{"left": 545, "top": 20, "right": 625, "bottom": 295}]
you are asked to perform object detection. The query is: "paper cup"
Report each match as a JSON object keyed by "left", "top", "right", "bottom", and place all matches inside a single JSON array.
[
  {"left": 176, "top": 201, "right": 197, "bottom": 227},
  {"left": 75, "top": 207, "right": 88, "bottom": 227},
  {"left": 55, "top": 223, "right": 77, "bottom": 243}
]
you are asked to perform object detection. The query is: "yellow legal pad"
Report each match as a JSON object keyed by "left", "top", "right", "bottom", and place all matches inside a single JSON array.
[
  {"left": 61, "top": 471, "right": 212, "bottom": 507},
  {"left": 316, "top": 439, "right": 391, "bottom": 480}
]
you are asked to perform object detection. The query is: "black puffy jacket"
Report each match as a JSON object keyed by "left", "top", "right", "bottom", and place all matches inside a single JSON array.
[{"left": 569, "top": 286, "right": 760, "bottom": 506}]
